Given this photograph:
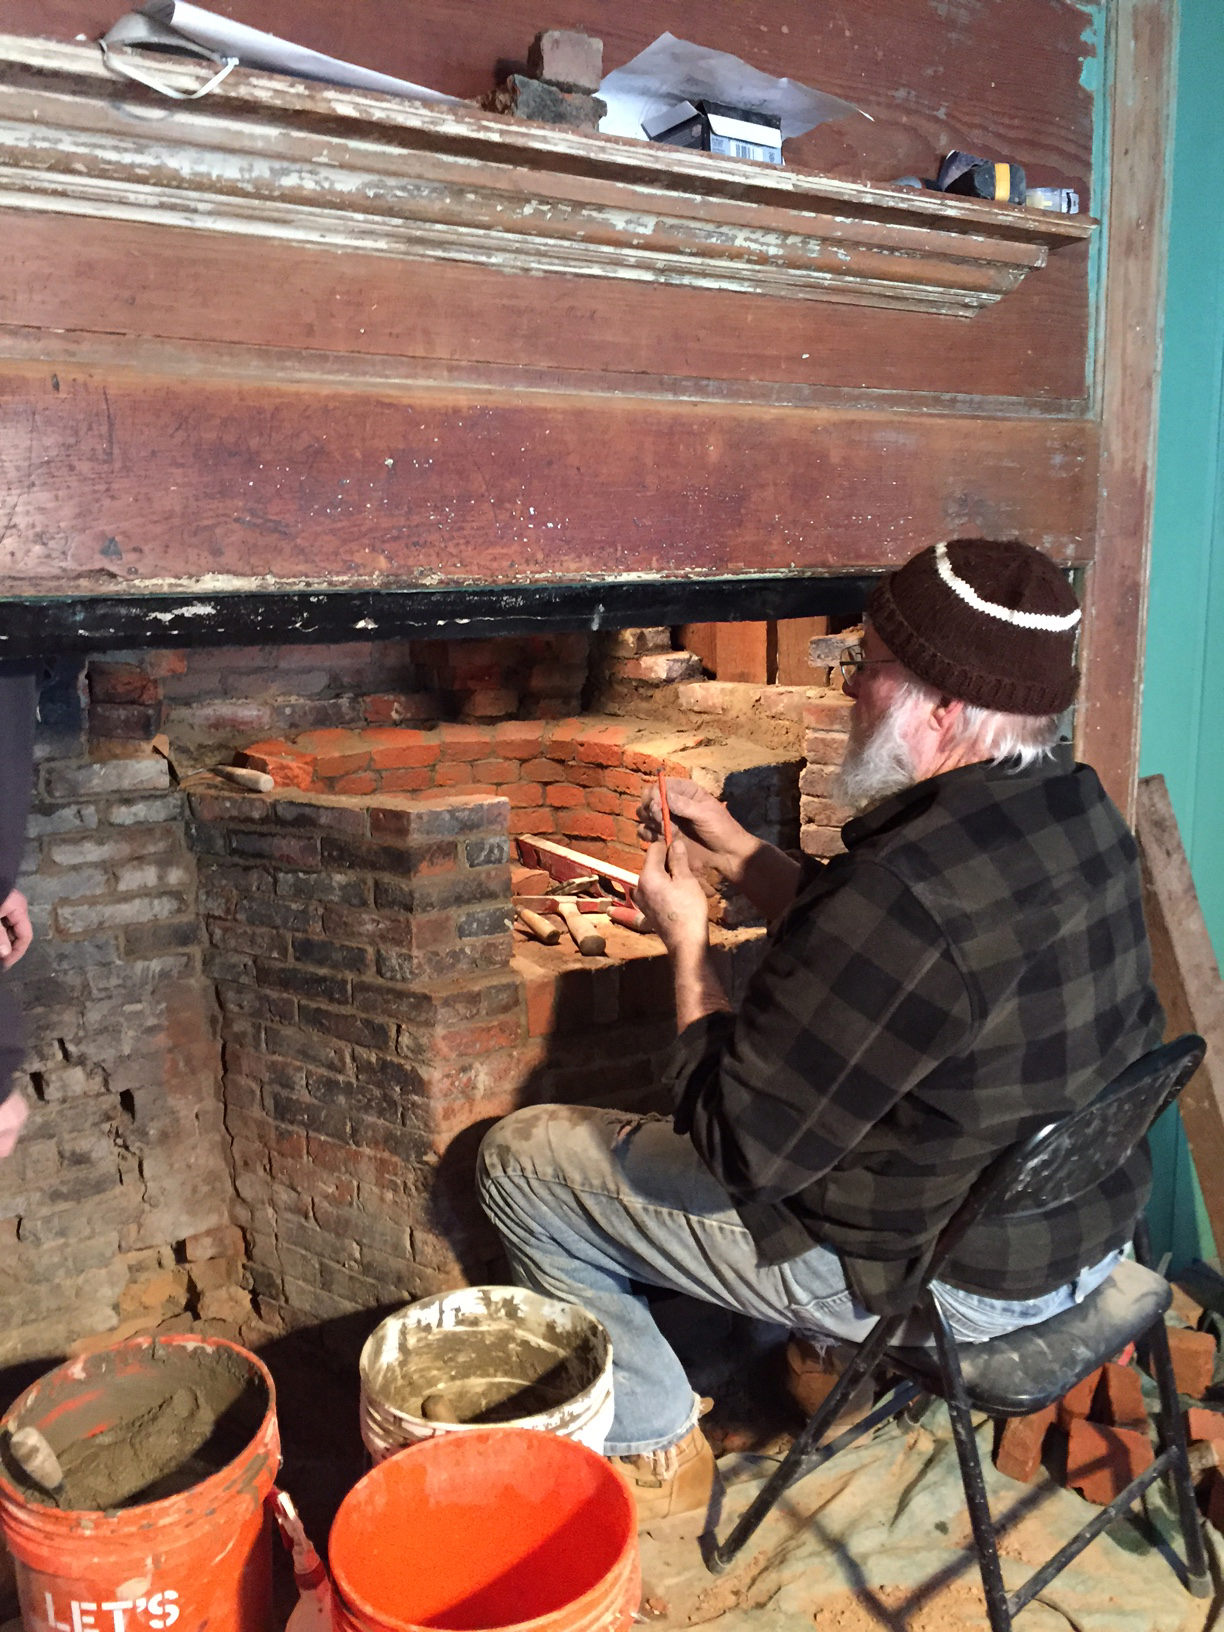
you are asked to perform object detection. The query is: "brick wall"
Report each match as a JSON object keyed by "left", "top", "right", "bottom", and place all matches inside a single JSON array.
[
  {"left": 190, "top": 787, "right": 524, "bottom": 1326},
  {"left": 89, "top": 635, "right": 591, "bottom": 767},
  {"left": 0, "top": 664, "right": 239, "bottom": 1373}
]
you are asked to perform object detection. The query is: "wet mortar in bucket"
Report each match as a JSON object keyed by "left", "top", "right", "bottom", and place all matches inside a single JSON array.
[
  {"left": 1, "top": 1340, "right": 269, "bottom": 1511},
  {"left": 362, "top": 1288, "right": 610, "bottom": 1438}
]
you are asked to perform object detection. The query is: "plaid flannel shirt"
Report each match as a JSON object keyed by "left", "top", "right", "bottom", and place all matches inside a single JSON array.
[{"left": 664, "top": 749, "right": 1163, "bottom": 1315}]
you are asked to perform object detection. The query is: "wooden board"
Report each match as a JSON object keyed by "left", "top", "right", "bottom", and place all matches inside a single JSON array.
[
  {"left": 0, "top": 367, "right": 1101, "bottom": 591},
  {"left": 776, "top": 617, "right": 829, "bottom": 686},
  {"left": 1135, "top": 775, "right": 1224, "bottom": 1248},
  {"left": 1076, "top": 0, "right": 1177, "bottom": 816}
]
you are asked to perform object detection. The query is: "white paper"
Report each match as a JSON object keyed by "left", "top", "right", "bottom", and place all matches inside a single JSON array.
[
  {"left": 141, "top": 0, "right": 458, "bottom": 104},
  {"left": 598, "top": 32, "right": 862, "bottom": 145}
]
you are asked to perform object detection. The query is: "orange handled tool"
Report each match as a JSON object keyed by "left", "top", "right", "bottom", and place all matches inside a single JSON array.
[{"left": 657, "top": 770, "right": 673, "bottom": 847}]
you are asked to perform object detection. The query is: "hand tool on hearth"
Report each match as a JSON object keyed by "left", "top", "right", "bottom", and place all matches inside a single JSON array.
[
  {"left": 558, "top": 900, "right": 606, "bottom": 957},
  {"left": 513, "top": 895, "right": 608, "bottom": 915},
  {"left": 514, "top": 905, "right": 562, "bottom": 945}
]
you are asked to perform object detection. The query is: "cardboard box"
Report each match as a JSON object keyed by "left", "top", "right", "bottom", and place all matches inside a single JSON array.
[{"left": 643, "top": 100, "right": 783, "bottom": 165}]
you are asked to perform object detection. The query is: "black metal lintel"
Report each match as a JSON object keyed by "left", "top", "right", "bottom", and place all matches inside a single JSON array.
[{"left": 0, "top": 575, "right": 876, "bottom": 657}]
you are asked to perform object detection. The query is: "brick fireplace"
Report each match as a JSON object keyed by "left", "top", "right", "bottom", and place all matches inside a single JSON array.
[{"left": 0, "top": 627, "right": 855, "bottom": 1372}]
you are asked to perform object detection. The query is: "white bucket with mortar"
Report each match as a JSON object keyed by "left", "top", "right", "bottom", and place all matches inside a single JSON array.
[{"left": 358, "top": 1285, "right": 615, "bottom": 1463}]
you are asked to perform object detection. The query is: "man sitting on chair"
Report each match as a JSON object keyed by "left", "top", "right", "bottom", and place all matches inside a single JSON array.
[{"left": 478, "top": 540, "right": 1162, "bottom": 1522}]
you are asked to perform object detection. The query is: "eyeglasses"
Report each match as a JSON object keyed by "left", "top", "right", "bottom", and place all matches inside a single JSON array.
[{"left": 838, "top": 644, "right": 899, "bottom": 685}]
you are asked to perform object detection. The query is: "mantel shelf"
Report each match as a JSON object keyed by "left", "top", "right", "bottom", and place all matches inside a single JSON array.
[{"left": 0, "top": 34, "right": 1093, "bottom": 317}]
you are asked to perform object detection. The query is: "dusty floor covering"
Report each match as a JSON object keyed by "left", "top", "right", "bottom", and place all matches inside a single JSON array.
[{"left": 636, "top": 1400, "right": 1220, "bottom": 1632}]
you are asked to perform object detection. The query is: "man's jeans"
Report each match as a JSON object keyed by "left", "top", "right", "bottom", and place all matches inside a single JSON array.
[{"left": 477, "top": 1104, "right": 1121, "bottom": 1457}]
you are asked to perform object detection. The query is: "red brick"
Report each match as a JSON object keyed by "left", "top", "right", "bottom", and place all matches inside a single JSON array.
[
  {"left": 1163, "top": 1327, "right": 1217, "bottom": 1399},
  {"left": 568, "top": 763, "right": 604, "bottom": 789},
  {"left": 520, "top": 757, "right": 567, "bottom": 784},
  {"left": 565, "top": 809, "right": 618, "bottom": 842},
  {"left": 473, "top": 759, "right": 520, "bottom": 785},
  {"left": 433, "top": 1015, "right": 526, "bottom": 1061},
  {"left": 365, "top": 693, "right": 440, "bottom": 725},
  {"left": 1187, "top": 1407, "right": 1224, "bottom": 1445},
  {"left": 522, "top": 968, "right": 557, "bottom": 1036},
  {"left": 622, "top": 747, "right": 662, "bottom": 774},
  {"left": 544, "top": 718, "right": 585, "bottom": 760},
  {"left": 615, "top": 817, "right": 644, "bottom": 848},
  {"left": 186, "top": 1223, "right": 245, "bottom": 1262},
  {"left": 90, "top": 663, "right": 161, "bottom": 705},
  {"left": 509, "top": 808, "right": 557, "bottom": 836},
  {"left": 238, "top": 749, "right": 315, "bottom": 790},
  {"left": 461, "top": 688, "right": 519, "bottom": 719},
  {"left": 1097, "top": 1362, "right": 1148, "bottom": 1434},
  {"left": 512, "top": 867, "right": 551, "bottom": 895},
  {"left": 802, "top": 794, "right": 851, "bottom": 826},
  {"left": 805, "top": 729, "right": 850, "bottom": 765},
  {"left": 995, "top": 1406, "right": 1056, "bottom": 1484},
  {"left": 800, "top": 826, "right": 844, "bottom": 859},
  {"left": 492, "top": 721, "right": 547, "bottom": 759},
  {"left": 546, "top": 783, "right": 586, "bottom": 809},
  {"left": 332, "top": 771, "right": 377, "bottom": 795},
  {"left": 370, "top": 733, "right": 442, "bottom": 770},
  {"left": 803, "top": 696, "right": 854, "bottom": 730},
  {"left": 439, "top": 723, "right": 495, "bottom": 761},
  {"left": 436, "top": 761, "right": 474, "bottom": 787},
  {"left": 1066, "top": 1420, "right": 1154, "bottom": 1505},
  {"left": 314, "top": 750, "right": 372, "bottom": 779},
  {"left": 576, "top": 724, "right": 633, "bottom": 767},
  {"left": 604, "top": 767, "right": 646, "bottom": 797},
  {"left": 381, "top": 768, "right": 435, "bottom": 793},
  {"left": 587, "top": 786, "right": 621, "bottom": 816},
  {"left": 1056, "top": 1367, "right": 1104, "bottom": 1430},
  {"left": 504, "top": 782, "right": 545, "bottom": 809},
  {"left": 298, "top": 728, "right": 367, "bottom": 750}
]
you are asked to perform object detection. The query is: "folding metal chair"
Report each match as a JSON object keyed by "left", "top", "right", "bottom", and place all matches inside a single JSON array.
[{"left": 704, "top": 1034, "right": 1213, "bottom": 1630}]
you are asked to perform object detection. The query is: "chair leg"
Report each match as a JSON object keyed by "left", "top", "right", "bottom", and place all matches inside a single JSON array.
[
  {"left": 927, "top": 1295, "right": 1012, "bottom": 1632},
  {"left": 1132, "top": 1222, "right": 1213, "bottom": 1596}
]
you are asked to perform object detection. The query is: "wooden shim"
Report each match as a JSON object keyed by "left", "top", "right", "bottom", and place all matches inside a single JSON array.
[
  {"left": 1135, "top": 774, "right": 1224, "bottom": 1245},
  {"left": 515, "top": 835, "right": 639, "bottom": 890}
]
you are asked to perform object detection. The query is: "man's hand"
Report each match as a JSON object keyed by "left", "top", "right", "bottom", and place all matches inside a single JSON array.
[
  {"left": 640, "top": 778, "right": 804, "bottom": 923},
  {"left": 634, "top": 838, "right": 710, "bottom": 953},
  {"left": 0, "top": 1089, "right": 28, "bottom": 1159},
  {"left": 0, "top": 890, "right": 32, "bottom": 969},
  {"left": 637, "top": 779, "right": 756, "bottom": 884}
]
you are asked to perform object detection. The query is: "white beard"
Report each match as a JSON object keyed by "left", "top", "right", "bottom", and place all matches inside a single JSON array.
[{"left": 832, "top": 700, "right": 920, "bottom": 814}]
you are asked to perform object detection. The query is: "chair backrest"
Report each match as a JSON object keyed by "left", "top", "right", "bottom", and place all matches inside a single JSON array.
[{"left": 931, "top": 1034, "right": 1206, "bottom": 1273}]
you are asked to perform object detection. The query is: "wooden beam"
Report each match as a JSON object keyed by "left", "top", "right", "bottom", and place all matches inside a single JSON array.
[
  {"left": 1077, "top": 0, "right": 1177, "bottom": 816},
  {"left": 1135, "top": 775, "right": 1224, "bottom": 1247}
]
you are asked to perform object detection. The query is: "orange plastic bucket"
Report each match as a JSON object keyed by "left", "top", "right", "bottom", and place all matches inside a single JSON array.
[
  {"left": 0, "top": 1335, "right": 279, "bottom": 1632},
  {"left": 329, "top": 1428, "right": 639, "bottom": 1632}
]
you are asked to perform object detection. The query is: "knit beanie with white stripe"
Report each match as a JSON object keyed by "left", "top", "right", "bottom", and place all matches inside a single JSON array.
[{"left": 866, "top": 539, "right": 1081, "bottom": 716}]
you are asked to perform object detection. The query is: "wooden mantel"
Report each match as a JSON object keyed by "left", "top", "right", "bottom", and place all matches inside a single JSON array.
[
  {"left": 0, "top": 0, "right": 1174, "bottom": 814},
  {"left": 0, "top": 35, "right": 1090, "bottom": 318}
]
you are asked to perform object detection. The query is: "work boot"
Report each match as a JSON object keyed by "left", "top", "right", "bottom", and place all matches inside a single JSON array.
[
  {"left": 785, "top": 1337, "right": 875, "bottom": 1439},
  {"left": 609, "top": 1423, "right": 719, "bottom": 1525}
]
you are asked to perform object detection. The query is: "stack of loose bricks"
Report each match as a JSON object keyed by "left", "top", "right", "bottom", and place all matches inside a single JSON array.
[{"left": 995, "top": 1302, "right": 1220, "bottom": 1509}]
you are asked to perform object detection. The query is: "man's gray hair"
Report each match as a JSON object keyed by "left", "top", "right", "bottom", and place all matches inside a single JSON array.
[{"left": 894, "top": 673, "right": 1062, "bottom": 770}]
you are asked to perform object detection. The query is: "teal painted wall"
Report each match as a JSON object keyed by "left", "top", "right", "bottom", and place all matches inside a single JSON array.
[{"left": 1140, "top": 0, "right": 1224, "bottom": 1269}]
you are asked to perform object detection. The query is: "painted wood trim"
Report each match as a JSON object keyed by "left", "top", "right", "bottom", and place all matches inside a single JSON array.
[
  {"left": 1136, "top": 774, "right": 1224, "bottom": 1250},
  {"left": 1077, "top": 0, "right": 1177, "bottom": 817},
  {"left": 0, "top": 34, "right": 1093, "bottom": 318}
]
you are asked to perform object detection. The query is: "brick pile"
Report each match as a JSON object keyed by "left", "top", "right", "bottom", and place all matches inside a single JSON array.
[
  {"left": 995, "top": 1318, "right": 1224, "bottom": 1511},
  {"left": 0, "top": 664, "right": 239, "bottom": 1369}
]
